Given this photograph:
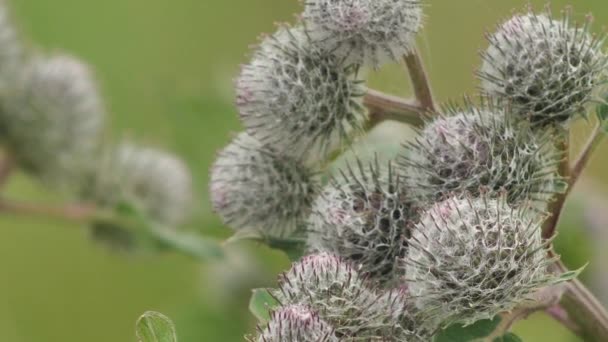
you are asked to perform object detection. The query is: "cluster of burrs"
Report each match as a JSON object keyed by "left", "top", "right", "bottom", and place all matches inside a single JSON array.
[
  {"left": 251, "top": 253, "right": 429, "bottom": 341},
  {"left": 0, "top": 2, "right": 193, "bottom": 247},
  {"left": 210, "top": 1, "right": 607, "bottom": 340}
]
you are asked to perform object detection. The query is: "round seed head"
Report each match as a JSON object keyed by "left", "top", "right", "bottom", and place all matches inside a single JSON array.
[
  {"left": 255, "top": 305, "right": 338, "bottom": 342},
  {"left": 405, "top": 195, "right": 558, "bottom": 326},
  {"left": 273, "top": 253, "right": 411, "bottom": 339},
  {"left": 84, "top": 143, "right": 194, "bottom": 227},
  {"left": 399, "top": 98, "right": 564, "bottom": 206},
  {"left": 479, "top": 8, "right": 608, "bottom": 126},
  {"left": 302, "top": 0, "right": 424, "bottom": 67},
  {"left": 307, "top": 158, "right": 416, "bottom": 286},
  {"left": 236, "top": 25, "right": 367, "bottom": 165},
  {"left": 210, "top": 132, "right": 318, "bottom": 238},
  {"left": 1, "top": 54, "right": 105, "bottom": 189}
]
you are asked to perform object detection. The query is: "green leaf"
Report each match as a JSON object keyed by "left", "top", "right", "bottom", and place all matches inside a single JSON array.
[
  {"left": 249, "top": 288, "right": 279, "bottom": 324},
  {"left": 597, "top": 99, "right": 608, "bottom": 134},
  {"left": 556, "top": 263, "right": 587, "bottom": 284},
  {"left": 225, "top": 230, "right": 305, "bottom": 262},
  {"left": 597, "top": 101, "right": 608, "bottom": 122},
  {"left": 283, "top": 247, "right": 305, "bottom": 262},
  {"left": 493, "top": 332, "right": 524, "bottom": 342},
  {"left": 552, "top": 180, "right": 569, "bottom": 194},
  {"left": 136, "top": 311, "right": 177, "bottom": 342},
  {"left": 150, "top": 225, "right": 224, "bottom": 260},
  {"left": 224, "top": 229, "right": 264, "bottom": 245},
  {"left": 106, "top": 200, "right": 225, "bottom": 261},
  {"left": 115, "top": 200, "right": 140, "bottom": 217},
  {"left": 434, "top": 317, "right": 501, "bottom": 342},
  {"left": 89, "top": 220, "right": 137, "bottom": 252},
  {"left": 266, "top": 237, "right": 305, "bottom": 262}
]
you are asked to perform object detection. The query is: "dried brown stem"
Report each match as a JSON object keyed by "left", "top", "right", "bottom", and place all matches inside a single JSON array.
[
  {"left": 364, "top": 89, "right": 425, "bottom": 127},
  {"left": 403, "top": 47, "right": 436, "bottom": 112}
]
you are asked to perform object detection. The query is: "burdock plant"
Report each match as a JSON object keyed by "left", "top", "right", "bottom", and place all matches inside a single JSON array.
[
  {"left": 479, "top": 6, "right": 608, "bottom": 126},
  {"left": 399, "top": 97, "right": 565, "bottom": 206},
  {"left": 307, "top": 158, "right": 416, "bottom": 286},
  {"left": 0, "top": 0, "right": 607, "bottom": 341},
  {"left": 405, "top": 194, "right": 559, "bottom": 327},
  {"left": 204, "top": 1, "right": 608, "bottom": 341},
  {"left": 251, "top": 305, "right": 338, "bottom": 342}
]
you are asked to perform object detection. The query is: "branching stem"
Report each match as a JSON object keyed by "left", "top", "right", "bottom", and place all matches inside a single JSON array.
[
  {"left": 554, "top": 260, "right": 608, "bottom": 341},
  {"left": 569, "top": 124, "right": 604, "bottom": 196},
  {"left": 363, "top": 46, "right": 437, "bottom": 128},
  {"left": 535, "top": 124, "right": 608, "bottom": 340},
  {"left": 543, "top": 124, "right": 605, "bottom": 239},
  {"left": 403, "top": 47, "right": 436, "bottom": 112},
  {"left": 542, "top": 135, "right": 570, "bottom": 239},
  {"left": 364, "top": 89, "right": 425, "bottom": 127},
  {"left": 490, "top": 309, "right": 534, "bottom": 340},
  {"left": 0, "top": 198, "right": 96, "bottom": 223},
  {"left": 545, "top": 304, "right": 580, "bottom": 333}
]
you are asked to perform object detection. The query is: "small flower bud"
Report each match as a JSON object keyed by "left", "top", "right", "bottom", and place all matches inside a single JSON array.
[
  {"left": 479, "top": 8, "right": 608, "bottom": 126},
  {"left": 273, "top": 253, "right": 410, "bottom": 339},
  {"left": 302, "top": 0, "right": 424, "bottom": 67},
  {"left": 255, "top": 305, "right": 338, "bottom": 342},
  {"left": 1, "top": 54, "right": 105, "bottom": 188},
  {"left": 210, "top": 132, "right": 318, "bottom": 238},
  {"left": 405, "top": 195, "right": 559, "bottom": 326},
  {"left": 307, "top": 158, "right": 416, "bottom": 286},
  {"left": 399, "top": 98, "right": 563, "bottom": 206},
  {"left": 236, "top": 26, "right": 367, "bottom": 164},
  {"left": 84, "top": 143, "right": 193, "bottom": 227}
]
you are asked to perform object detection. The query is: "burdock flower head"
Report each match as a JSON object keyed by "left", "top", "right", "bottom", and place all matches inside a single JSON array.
[
  {"left": 399, "top": 98, "right": 564, "bottom": 206},
  {"left": 254, "top": 305, "right": 338, "bottom": 342},
  {"left": 1, "top": 54, "right": 105, "bottom": 188},
  {"left": 479, "top": 7, "right": 608, "bottom": 126},
  {"left": 405, "top": 194, "right": 562, "bottom": 326},
  {"left": 302, "top": 0, "right": 424, "bottom": 67},
  {"left": 84, "top": 142, "right": 194, "bottom": 227},
  {"left": 236, "top": 25, "right": 367, "bottom": 165},
  {"left": 307, "top": 158, "right": 416, "bottom": 286},
  {"left": 272, "top": 253, "right": 412, "bottom": 339},
  {"left": 210, "top": 132, "right": 318, "bottom": 238}
]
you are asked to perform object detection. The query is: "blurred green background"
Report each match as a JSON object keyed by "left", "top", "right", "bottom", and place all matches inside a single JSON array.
[{"left": 0, "top": 0, "right": 606, "bottom": 341}]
